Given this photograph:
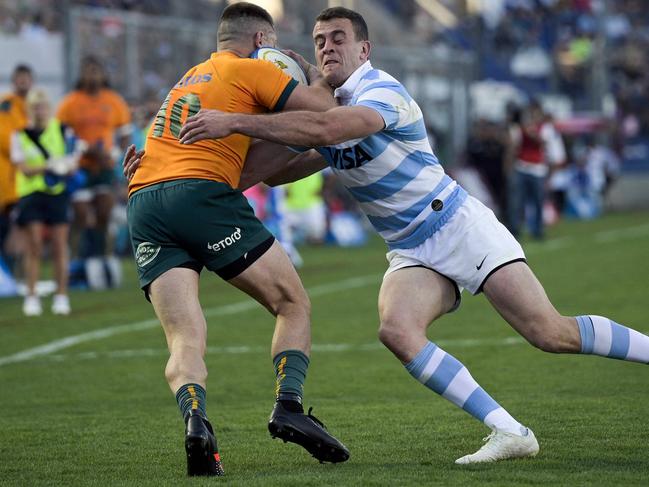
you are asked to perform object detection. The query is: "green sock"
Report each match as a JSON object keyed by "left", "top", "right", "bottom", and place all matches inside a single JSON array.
[
  {"left": 175, "top": 383, "right": 207, "bottom": 421},
  {"left": 273, "top": 350, "right": 309, "bottom": 402}
]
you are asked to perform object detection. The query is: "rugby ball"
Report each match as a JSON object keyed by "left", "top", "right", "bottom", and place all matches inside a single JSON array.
[{"left": 250, "top": 47, "right": 308, "bottom": 85}]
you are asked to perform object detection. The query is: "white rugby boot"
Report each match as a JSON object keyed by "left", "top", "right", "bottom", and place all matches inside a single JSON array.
[
  {"left": 455, "top": 428, "right": 539, "bottom": 464},
  {"left": 51, "top": 294, "right": 71, "bottom": 315},
  {"left": 23, "top": 295, "right": 43, "bottom": 317}
]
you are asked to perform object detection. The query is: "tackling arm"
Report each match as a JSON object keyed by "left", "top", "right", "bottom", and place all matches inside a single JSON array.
[
  {"left": 239, "top": 140, "right": 327, "bottom": 190},
  {"left": 180, "top": 105, "right": 385, "bottom": 147}
]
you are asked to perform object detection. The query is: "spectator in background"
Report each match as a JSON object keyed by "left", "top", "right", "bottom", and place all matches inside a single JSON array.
[
  {"left": 284, "top": 173, "right": 327, "bottom": 245},
  {"left": 465, "top": 119, "right": 508, "bottom": 217},
  {"left": 265, "top": 185, "right": 303, "bottom": 268},
  {"left": 243, "top": 184, "right": 303, "bottom": 268},
  {"left": 10, "top": 89, "right": 80, "bottom": 316},
  {"left": 508, "top": 99, "right": 547, "bottom": 240},
  {"left": 563, "top": 136, "right": 621, "bottom": 220},
  {"left": 0, "top": 64, "right": 32, "bottom": 272},
  {"left": 584, "top": 137, "right": 620, "bottom": 198},
  {"left": 503, "top": 101, "right": 520, "bottom": 217},
  {"left": 540, "top": 111, "right": 566, "bottom": 223},
  {"left": 57, "top": 56, "right": 131, "bottom": 289}
]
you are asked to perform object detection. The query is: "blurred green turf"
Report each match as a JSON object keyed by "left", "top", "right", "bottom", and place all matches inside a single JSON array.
[{"left": 0, "top": 211, "right": 648, "bottom": 486}]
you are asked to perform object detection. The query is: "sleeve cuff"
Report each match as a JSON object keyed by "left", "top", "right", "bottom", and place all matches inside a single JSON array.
[{"left": 273, "top": 78, "right": 299, "bottom": 112}]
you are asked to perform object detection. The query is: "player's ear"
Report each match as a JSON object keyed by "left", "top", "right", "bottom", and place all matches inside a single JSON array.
[
  {"left": 254, "top": 31, "right": 265, "bottom": 48},
  {"left": 360, "top": 41, "right": 371, "bottom": 61}
]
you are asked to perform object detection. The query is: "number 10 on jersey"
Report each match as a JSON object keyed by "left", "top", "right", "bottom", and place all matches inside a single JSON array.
[{"left": 152, "top": 93, "right": 201, "bottom": 138}]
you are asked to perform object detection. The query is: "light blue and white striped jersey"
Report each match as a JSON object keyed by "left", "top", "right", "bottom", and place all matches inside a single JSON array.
[{"left": 315, "top": 61, "right": 467, "bottom": 250}]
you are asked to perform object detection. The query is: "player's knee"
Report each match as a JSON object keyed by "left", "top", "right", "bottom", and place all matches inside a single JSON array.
[
  {"left": 378, "top": 318, "right": 408, "bottom": 351},
  {"left": 272, "top": 285, "right": 310, "bottom": 319},
  {"left": 525, "top": 317, "right": 579, "bottom": 353}
]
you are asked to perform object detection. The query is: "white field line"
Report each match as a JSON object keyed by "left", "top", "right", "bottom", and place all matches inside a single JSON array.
[
  {"left": 1, "top": 221, "right": 648, "bottom": 368},
  {"left": 593, "top": 222, "right": 649, "bottom": 243},
  {"left": 524, "top": 236, "right": 575, "bottom": 254},
  {"left": 0, "top": 274, "right": 381, "bottom": 367},
  {"left": 40, "top": 337, "right": 527, "bottom": 363}
]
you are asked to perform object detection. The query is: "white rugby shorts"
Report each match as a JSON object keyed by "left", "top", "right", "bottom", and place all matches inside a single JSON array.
[{"left": 384, "top": 195, "right": 525, "bottom": 300}]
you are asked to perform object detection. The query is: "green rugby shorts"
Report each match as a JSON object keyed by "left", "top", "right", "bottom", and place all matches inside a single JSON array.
[{"left": 127, "top": 178, "right": 273, "bottom": 293}]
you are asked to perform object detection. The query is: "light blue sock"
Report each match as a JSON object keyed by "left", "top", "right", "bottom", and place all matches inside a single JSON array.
[
  {"left": 405, "top": 341, "right": 526, "bottom": 435},
  {"left": 576, "top": 315, "right": 649, "bottom": 363}
]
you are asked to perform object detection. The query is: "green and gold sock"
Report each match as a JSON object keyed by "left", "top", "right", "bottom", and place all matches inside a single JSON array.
[
  {"left": 273, "top": 350, "right": 309, "bottom": 409},
  {"left": 175, "top": 383, "right": 207, "bottom": 421}
]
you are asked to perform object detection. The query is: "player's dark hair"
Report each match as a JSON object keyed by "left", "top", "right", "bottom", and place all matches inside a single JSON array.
[
  {"left": 316, "top": 7, "right": 369, "bottom": 41},
  {"left": 12, "top": 64, "right": 33, "bottom": 79},
  {"left": 220, "top": 2, "right": 274, "bottom": 28},
  {"left": 75, "top": 56, "right": 111, "bottom": 90},
  {"left": 218, "top": 2, "right": 275, "bottom": 45}
]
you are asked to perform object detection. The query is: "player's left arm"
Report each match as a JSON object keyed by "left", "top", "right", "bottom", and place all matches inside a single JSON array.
[
  {"left": 280, "top": 49, "right": 334, "bottom": 111},
  {"left": 250, "top": 57, "right": 335, "bottom": 114},
  {"left": 180, "top": 105, "right": 385, "bottom": 147}
]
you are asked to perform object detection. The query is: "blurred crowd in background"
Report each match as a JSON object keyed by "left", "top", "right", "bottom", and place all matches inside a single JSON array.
[{"left": 1, "top": 0, "right": 648, "bottom": 314}]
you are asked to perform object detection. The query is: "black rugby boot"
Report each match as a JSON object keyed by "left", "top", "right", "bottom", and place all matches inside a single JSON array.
[
  {"left": 184, "top": 413, "right": 225, "bottom": 476},
  {"left": 268, "top": 401, "right": 350, "bottom": 463}
]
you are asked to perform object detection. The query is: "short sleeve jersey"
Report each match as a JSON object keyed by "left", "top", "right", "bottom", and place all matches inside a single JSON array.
[
  {"left": 56, "top": 88, "right": 131, "bottom": 167},
  {"left": 0, "top": 93, "right": 28, "bottom": 208},
  {"left": 128, "top": 51, "right": 297, "bottom": 195}
]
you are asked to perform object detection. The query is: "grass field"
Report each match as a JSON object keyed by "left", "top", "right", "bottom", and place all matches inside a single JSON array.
[{"left": 1, "top": 211, "right": 648, "bottom": 486}]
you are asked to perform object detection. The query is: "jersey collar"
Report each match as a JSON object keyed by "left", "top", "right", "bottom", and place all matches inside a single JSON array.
[{"left": 333, "top": 60, "right": 372, "bottom": 106}]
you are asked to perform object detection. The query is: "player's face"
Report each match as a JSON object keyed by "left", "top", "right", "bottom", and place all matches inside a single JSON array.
[
  {"left": 12, "top": 72, "right": 32, "bottom": 97},
  {"left": 81, "top": 63, "right": 105, "bottom": 89},
  {"left": 313, "top": 18, "right": 370, "bottom": 88}
]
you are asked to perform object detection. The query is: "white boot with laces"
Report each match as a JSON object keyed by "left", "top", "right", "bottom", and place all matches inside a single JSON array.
[{"left": 455, "top": 428, "right": 539, "bottom": 464}]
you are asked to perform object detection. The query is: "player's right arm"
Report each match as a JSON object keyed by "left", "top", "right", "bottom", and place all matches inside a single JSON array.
[{"left": 239, "top": 141, "right": 326, "bottom": 190}]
